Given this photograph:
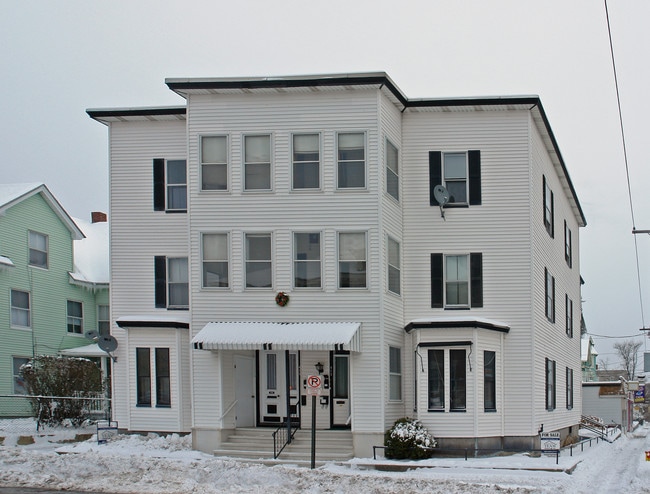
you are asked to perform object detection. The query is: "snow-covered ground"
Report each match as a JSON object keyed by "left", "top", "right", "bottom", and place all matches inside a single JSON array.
[{"left": 0, "top": 420, "right": 649, "bottom": 493}]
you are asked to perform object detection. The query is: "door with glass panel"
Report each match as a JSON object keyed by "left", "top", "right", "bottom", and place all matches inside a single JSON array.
[
  {"left": 331, "top": 354, "right": 351, "bottom": 427},
  {"left": 259, "top": 351, "right": 300, "bottom": 425}
]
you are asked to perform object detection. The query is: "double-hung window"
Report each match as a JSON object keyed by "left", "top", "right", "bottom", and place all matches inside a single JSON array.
[
  {"left": 450, "top": 349, "right": 467, "bottom": 411},
  {"left": 337, "top": 133, "right": 365, "bottom": 189},
  {"left": 293, "top": 232, "right": 321, "bottom": 288},
  {"left": 28, "top": 231, "right": 48, "bottom": 269},
  {"left": 564, "top": 220, "right": 572, "bottom": 268},
  {"left": 389, "top": 346, "right": 402, "bottom": 401},
  {"left": 543, "top": 175, "right": 554, "bottom": 237},
  {"left": 67, "top": 300, "right": 83, "bottom": 334},
  {"left": 429, "top": 150, "right": 481, "bottom": 206},
  {"left": 154, "top": 257, "right": 189, "bottom": 309},
  {"left": 566, "top": 367, "right": 574, "bottom": 410},
  {"left": 97, "top": 304, "right": 110, "bottom": 335},
  {"left": 430, "top": 253, "right": 483, "bottom": 308},
  {"left": 293, "top": 134, "right": 320, "bottom": 189},
  {"left": 245, "top": 234, "right": 272, "bottom": 288},
  {"left": 565, "top": 295, "right": 573, "bottom": 337},
  {"left": 201, "top": 136, "right": 228, "bottom": 190},
  {"left": 10, "top": 289, "right": 30, "bottom": 328},
  {"left": 386, "top": 139, "right": 399, "bottom": 201},
  {"left": 244, "top": 135, "right": 271, "bottom": 191},
  {"left": 202, "top": 233, "right": 229, "bottom": 288},
  {"left": 546, "top": 358, "right": 556, "bottom": 411},
  {"left": 387, "top": 236, "right": 401, "bottom": 295},
  {"left": 153, "top": 159, "right": 187, "bottom": 212},
  {"left": 545, "top": 268, "right": 555, "bottom": 322},
  {"left": 484, "top": 351, "right": 496, "bottom": 411},
  {"left": 338, "top": 232, "right": 367, "bottom": 288}
]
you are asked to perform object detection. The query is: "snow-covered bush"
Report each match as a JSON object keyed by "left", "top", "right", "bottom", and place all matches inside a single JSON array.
[{"left": 384, "top": 417, "right": 437, "bottom": 460}]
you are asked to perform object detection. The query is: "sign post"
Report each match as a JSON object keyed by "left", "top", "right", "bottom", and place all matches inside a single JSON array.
[{"left": 306, "top": 374, "right": 322, "bottom": 469}]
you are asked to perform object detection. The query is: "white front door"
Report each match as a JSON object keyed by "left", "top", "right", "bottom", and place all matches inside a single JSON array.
[
  {"left": 259, "top": 351, "right": 300, "bottom": 425},
  {"left": 234, "top": 355, "right": 255, "bottom": 427},
  {"left": 332, "top": 354, "right": 351, "bottom": 427}
]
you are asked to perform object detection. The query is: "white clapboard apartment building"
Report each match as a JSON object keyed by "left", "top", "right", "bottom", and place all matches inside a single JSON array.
[{"left": 88, "top": 72, "right": 586, "bottom": 457}]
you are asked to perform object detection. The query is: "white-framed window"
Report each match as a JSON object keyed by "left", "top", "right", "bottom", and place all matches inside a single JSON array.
[
  {"left": 202, "top": 233, "right": 229, "bottom": 288},
  {"left": 293, "top": 134, "right": 320, "bottom": 190},
  {"left": 564, "top": 220, "right": 572, "bottom": 268},
  {"left": 427, "top": 349, "right": 444, "bottom": 410},
  {"left": 446, "top": 254, "right": 469, "bottom": 307},
  {"left": 97, "top": 304, "right": 110, "bottom": 335},
  {"left": 67, "top": 300, "right": 83, "bottom": 334},
  {"left": 431, "top": 253, "right": 483, "bottom": 308},
  {"left": 546, "top": 358, "right": 556, "bottom": 411},
  {"left": 201, "top": 135, "right": 228, "bottom": 190},
  {"left": 167, "top": 258, "right": 189, "bottom": 308},
  {"left": 565, "top": 295, "right": 573, "bottom": 337},
  {"left": 543, "top": 175, "right": 554, "bottom": 237},
  {"left": 154, "top": 256, "right": 189, "bottom": 309},
  {"left": 545, "top": 268, "right": 555, "bottom": 323},
  {"left": 166, "top": 160, "right": 187, "bottom": 211},
  {"left": 244, "top": 135, "right": 271, "bottom": 191},
  {"left": 153, "top": 159, "right": 187, "bottom": 212},
  {"left": 443, "top": 152, "right": 468, "bottom": 204},
  {"left": 387, "top": 236, "right": 400, "bottom": 295},
  {"left": 337, "top": 132, "right": 365, "bottom": 189},
  {"left": 389, "top": 346, "right": 402, "bottom": 401},
  {"left": 28, "top": 230, "right": 48, "bottom": 269},
  {"left": 10, "top": 289, "right": 30, "bottom": 328},
  {"left": 245, "top": 233, "right": 272, "bottom": 288},
  {"left": 13, "top": 357, "right": 30, "bottom": 395},
  {"left": 338, "top": 232, "right": 366, "bottom": 288},
  {"left": 386, "top": 139, "right": 399, "bottom": 201},
  {"left": 293, "top": 232, "right": 321, "bottom": 288},
  {"left": 566, "top": 367, "right": 574, "bottom": 410}
]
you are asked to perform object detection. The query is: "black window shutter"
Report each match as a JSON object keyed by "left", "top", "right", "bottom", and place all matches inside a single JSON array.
[
  {"left": 154, "top": 256, "right": 167, "bottom": 308},
  {"left": 468, "top": 150, "right": 481, "bottom": 205},
  {"left": 470, "top": 253, "right": 483, "bottom": 308},
  {"left": 429, "top": 151, "right": 442, "bottom": 206},
  {"left": 153, "top": 159, "right": 165, "bottom": 211},
  {"left": 430, "top": 253, "right": 443, "bottom": 308},
  {"left": 550, "top": 190, "right": 555, "bottom": 238}
]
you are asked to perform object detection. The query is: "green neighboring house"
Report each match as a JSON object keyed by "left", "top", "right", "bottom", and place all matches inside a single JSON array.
[{"left": 0, "top": 183, "right": 109, "bottom": 416}]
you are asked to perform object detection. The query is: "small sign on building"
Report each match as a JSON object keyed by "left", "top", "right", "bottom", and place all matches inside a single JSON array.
[{"left": 540, "top": 432, "right": 560, "bottom": 454}]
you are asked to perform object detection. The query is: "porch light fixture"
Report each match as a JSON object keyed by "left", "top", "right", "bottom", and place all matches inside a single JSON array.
[{"left": 315, "top": 362, "right": 324, "bottom": 374}]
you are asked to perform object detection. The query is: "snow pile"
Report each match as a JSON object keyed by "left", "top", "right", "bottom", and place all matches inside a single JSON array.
[{"left": 0, "top": 421, "right": 649, "bottom": 493}]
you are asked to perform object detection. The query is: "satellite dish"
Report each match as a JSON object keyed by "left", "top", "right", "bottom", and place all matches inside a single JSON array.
[
  {"left": 97, "top": 335, "right": 118, "bottom": 353},
  {"left": 433, "top": 185, "right": 450, "bottom": 220},
  {"left": 85, "top": 330, "right": 99, "bottom": 340},
  {"left": 433, "top": 185, "right": 450, "bottom": 206}
]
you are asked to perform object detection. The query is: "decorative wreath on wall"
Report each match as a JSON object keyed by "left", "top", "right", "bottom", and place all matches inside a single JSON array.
[{"left": 275, "top": 291, "right": 290, "bottom": 307}]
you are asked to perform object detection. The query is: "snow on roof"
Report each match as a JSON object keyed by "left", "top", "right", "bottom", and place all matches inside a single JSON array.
[
  {"left": 116, "top": 314, "right": 191, "bottom": 329},
  {"left": 0, "top": 255, "right": 14, "bottom": 267},
  {"left": 192, "top": 321, "right": 361, "bottom": 352},
  {"left": 70, "top": 216, "right": 109, "bottom": 285},
  {"left": 405, "top": 316, "right": 510, "bottom": 332},
  {"left": 59, "top": 343, "right": 108, "bottom": 358}
]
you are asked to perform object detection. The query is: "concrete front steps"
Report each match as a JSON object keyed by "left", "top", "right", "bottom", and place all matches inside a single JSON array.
[{"left": 213, "top": 427, "right": 354, "bottom": 465}]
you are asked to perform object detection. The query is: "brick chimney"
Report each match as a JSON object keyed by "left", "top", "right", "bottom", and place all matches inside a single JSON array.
[{"left": 91, "top": 211, "right": 107, "bottom": 223}]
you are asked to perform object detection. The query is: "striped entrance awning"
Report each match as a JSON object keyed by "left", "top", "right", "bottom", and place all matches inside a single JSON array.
[{"left": 192, "top": 321, "right": 361, "bottom": 352}]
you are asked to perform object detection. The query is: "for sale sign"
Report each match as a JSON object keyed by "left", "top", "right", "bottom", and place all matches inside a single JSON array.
[{"left": 540, "top": 432, "right": 560, "bottom": 453}]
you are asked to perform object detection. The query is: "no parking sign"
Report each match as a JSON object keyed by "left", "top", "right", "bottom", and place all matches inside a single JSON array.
[{"left": 306, "top": 374, "right": 322, "bottom": 396}]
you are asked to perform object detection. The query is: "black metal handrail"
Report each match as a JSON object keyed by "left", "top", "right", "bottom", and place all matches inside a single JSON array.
[{"left": 272, "top": 422, "right": 299, "bottom": 458}]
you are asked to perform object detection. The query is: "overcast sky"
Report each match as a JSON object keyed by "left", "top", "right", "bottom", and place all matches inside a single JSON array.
[{"left": 2, "top": 0, "right": 649, "bottom": 369}]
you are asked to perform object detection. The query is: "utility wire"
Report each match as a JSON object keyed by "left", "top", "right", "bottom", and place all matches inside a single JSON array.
[{"left": 604, "top": 0, "right": 647, "bottom": 329}]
